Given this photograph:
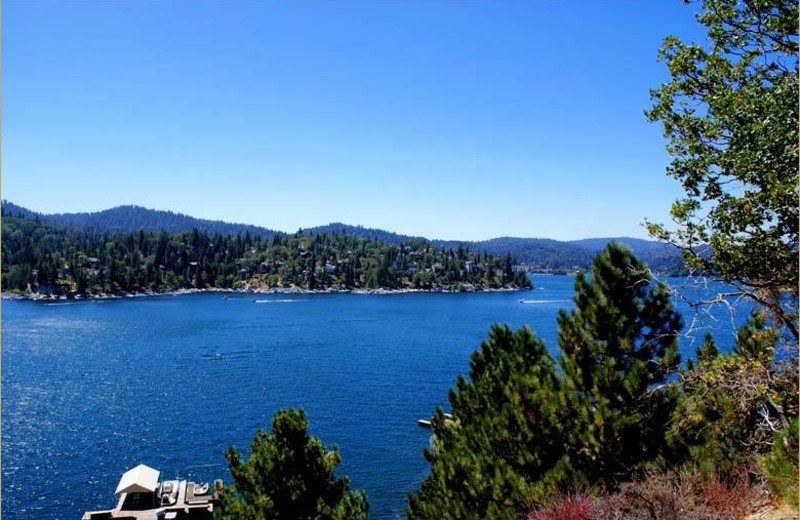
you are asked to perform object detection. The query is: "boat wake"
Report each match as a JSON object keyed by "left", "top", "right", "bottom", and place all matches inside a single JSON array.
[
  {"left": 519, "top": 299, "right": 571, "bottom": 305},
  {"left": 254, "top": 299, "right": 306, "bottom": 304}
]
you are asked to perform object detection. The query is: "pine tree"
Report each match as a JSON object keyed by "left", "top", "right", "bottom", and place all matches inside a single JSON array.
[
  {"left": 408, "top": 245, "right": 687, "bottom": 518},
  {"left": 503, "top": 253, "right": 513, "bottom": 283},
  {"left": 407, "top": 325, "right": 563, "bottom": 520},
  {"left": 217, "top": 408, "right": 368, "bottom": 520},
  {"left": 556, "top": 242, "right": 682, "bottom": 487}
]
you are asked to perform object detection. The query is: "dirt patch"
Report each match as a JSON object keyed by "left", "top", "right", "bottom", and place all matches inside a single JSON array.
[{"left": 746, "top": 505, "right": 800, "bottom": 520}]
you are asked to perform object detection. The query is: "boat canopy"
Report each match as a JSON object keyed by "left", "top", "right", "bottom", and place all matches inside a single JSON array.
[{"left": 115, "top": 464, "right": 160, "bottom": 495}]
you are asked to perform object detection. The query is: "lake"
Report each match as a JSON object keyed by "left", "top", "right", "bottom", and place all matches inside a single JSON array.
[{"left": 2, "top": 275, "right": 748, "bottom": 520}]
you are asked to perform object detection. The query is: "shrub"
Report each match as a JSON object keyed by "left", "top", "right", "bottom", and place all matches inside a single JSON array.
[
  {"left": 588, "top": 470, "right": 762, "bottom": 520},
  {"left": 763, "top": 418, "right": 799, "bottom": 508},
  {"left": 701, "top": 467, "right": 763, "bottom": 519},
  {"left": 527, "top": 494, "right": 596, "bottom": 520},
  {"left": 668, "top": 314, "right": 798, "bottom": 475}
]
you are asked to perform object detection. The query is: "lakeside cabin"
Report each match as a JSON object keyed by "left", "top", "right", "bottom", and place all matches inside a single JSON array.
[{"left": 81, "top": 464, "right": 219, "bottom": 520}]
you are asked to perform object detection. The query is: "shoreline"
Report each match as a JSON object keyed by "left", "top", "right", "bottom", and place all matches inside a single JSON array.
[{"left": 2, "top": 285, "right": 532, "bottom": 301}]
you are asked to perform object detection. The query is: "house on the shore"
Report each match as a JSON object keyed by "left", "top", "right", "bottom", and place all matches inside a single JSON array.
[{"left": 465, "top": 261, "right": 478, "bottom": 275}]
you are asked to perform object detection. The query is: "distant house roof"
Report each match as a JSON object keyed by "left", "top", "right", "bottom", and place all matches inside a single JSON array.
[{"left": 115, "top": 464, "right": 160, "bottom": 495}]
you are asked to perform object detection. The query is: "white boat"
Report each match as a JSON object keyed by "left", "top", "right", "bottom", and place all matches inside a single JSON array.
[{"left": 417, "top": 413, "right": 453, "bottom": 428}]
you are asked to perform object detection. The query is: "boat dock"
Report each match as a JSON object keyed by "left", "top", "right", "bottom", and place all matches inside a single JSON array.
[{"left": 81, "top": 464, "right": 220, "bottom": 520}]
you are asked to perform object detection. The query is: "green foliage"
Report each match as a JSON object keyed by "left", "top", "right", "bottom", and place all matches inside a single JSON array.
[
  {"left": 556, "top": 243, "right": 683, "bottom": 487},
  {"left": 645, "top": 0, "right": 799, "bottom": 338},
  {"left": 408, "top": 244, "right": 684, "bottom": 519},
  {"left": 217, "top": 409, "right": 368, "bottom": 520},
  {"left": 763, "top": 418, "right": 799, "bottom": 508},
  {"left": 668, "top": 312, "right": 798, "bottom": 475},
  {"left": 4, "top": 264, "right": 32, "bottom": 292},
  {"left": 407, "top": 325, "right": 563, "bottom": 520},
  {"left": 0, "top": 215, "right": 531, "bottom": 295}
]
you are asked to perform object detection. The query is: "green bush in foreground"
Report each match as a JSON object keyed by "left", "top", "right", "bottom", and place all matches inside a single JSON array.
[
  {"left": 217, "top": 409, "right": 368, "bottom": 520},
  {"left": 407, "top": 324, "right": 563, "bottom": 520},
  {"left": 763, "top": 418, "right": 799, "bottom": 508},
  {"left": 668, "top": 313, "right": 798, "bottom": 475}
]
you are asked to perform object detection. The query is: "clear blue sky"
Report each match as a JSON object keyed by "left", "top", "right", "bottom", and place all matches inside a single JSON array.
[{"left": 4, "top": 1, "right": 708, "bottom": 241}]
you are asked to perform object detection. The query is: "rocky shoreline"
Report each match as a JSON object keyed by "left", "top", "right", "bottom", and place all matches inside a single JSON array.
[{"left": 2, "top": 284, "right": 531, "bottom": 301}]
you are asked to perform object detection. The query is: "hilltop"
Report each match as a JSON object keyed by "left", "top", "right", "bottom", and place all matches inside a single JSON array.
[{"left": 1, "top": 201, "right": 280, "bottom": 238}]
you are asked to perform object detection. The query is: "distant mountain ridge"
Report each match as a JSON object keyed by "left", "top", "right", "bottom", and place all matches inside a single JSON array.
[
  {"left": 304, "top": 223, "right": 682, "bottom": 272},
  {"left": 1, "top": 201, "right": 684, "bottom": 272},
  {"left": 2, "top": 201, "right": 280, "bottom": 238}
]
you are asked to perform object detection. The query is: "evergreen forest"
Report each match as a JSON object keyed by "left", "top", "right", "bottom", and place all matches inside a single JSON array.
[{"left": 1, "top": 213, "right": 530, "bottom": 296}]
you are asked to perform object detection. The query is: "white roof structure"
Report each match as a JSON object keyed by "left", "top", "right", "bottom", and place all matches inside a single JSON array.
[{"left": 115, "top": 464, "right": 160, "bottom": 495}]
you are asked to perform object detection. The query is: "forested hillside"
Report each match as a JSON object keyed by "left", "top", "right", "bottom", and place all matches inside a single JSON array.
[
  {"left": 308, "top": 224, "right": 683, "bottom": 272},
  {"left": 440, "top": 236, "right": 596, "bottom": 271},
  {"left": 2, "top": 201, "right": 685, "bottom": 273},
  {"left": 1, "top": 214, "right": 530, "bottom": 296}
]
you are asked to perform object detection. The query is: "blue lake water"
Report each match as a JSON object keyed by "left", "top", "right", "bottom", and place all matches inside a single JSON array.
[{"left": 2, "top": 275, "right": 749, "bottom": 520}]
